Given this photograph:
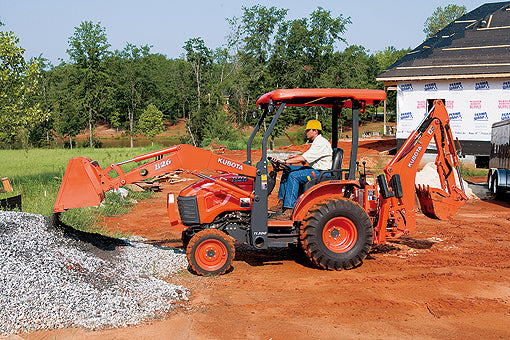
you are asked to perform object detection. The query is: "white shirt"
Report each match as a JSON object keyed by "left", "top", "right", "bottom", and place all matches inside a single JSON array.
[{"left": 302, "top": 134, "right": 332, "bottom": 170}]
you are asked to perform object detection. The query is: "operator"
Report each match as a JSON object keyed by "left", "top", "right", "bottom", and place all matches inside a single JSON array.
[{"left": 271, "top": 120, "right": 332, "bottom": 219}]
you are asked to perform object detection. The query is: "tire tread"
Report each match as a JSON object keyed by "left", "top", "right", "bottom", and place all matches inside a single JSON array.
[
  {"left": 300, "top": 198, "right": 373, "bottom": 271},
  {"left": 186, "top": 229, "right": 235, "bottom": 276}
]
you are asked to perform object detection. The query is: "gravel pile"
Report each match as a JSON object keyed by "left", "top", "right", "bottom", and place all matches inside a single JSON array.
[{"left": 0, "top": 211, "right": 189, "bottom": 336}]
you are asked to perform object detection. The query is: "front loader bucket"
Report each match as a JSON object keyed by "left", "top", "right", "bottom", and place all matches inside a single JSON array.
[
  {"left": 53, "top": 157, "right": 106, "bottom": 213},
  {"left": 416, "top": 184, "right": 467, "bottom": 220}
]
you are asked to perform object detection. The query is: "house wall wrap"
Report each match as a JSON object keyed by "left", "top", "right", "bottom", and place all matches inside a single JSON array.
[{"left": 396, "top": 79, "right": 510, "bottom": 143}]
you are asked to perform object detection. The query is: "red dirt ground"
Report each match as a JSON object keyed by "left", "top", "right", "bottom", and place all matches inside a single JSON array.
[{"left": 24, "top": 140, "right": 510, "bottom": 340}]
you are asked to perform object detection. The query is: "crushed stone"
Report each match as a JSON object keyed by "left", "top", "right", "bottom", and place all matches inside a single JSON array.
[{"left": 0, "top": 211, "right": 189, "bottom": 336}]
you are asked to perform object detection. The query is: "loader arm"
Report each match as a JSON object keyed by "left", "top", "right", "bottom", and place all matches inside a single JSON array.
[
  {"left": 54, "top": 144, "right": 257, "bottom": 213},
  {"left": 374, "top": 99, "right": 468, "bottom": 244}
]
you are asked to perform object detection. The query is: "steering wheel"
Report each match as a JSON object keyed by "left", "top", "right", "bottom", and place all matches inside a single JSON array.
[{"left": 268, "top": 157, "right": 290, "bottom": 171}]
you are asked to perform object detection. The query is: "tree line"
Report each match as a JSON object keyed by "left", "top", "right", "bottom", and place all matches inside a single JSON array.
[{"left": 2, "top": 5, "right": 415, "bottom": 149}]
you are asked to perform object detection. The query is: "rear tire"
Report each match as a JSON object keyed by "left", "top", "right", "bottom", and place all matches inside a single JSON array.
[
  {"left": 186, "top": 229, "right": 235, "bottom": 276},
  {"left": 300, "top": 199, "right": 373, "bottom": 270}
]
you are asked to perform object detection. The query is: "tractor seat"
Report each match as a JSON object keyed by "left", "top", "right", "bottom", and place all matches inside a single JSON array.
[{"left": 302, "top": 148, "right": 344, "bottom": 192}]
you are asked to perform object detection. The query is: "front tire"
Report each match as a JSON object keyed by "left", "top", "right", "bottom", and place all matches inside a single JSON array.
[
  {"left": 300, "top": 199, "right": 373, "bottom": 270},
  {"left": 186, "top": 229, "right": 235, "bottom": 276}
]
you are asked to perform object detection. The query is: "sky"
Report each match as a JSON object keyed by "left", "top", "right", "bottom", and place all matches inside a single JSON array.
[{"left": 0, "top": 0, "right": 493, "bottom": 65}]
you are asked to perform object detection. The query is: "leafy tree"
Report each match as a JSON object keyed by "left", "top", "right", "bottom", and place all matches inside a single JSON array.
[
  {"left": 137, "top": 104, "right": 165, "bottom": 146},
  {"left": 271, "top": 7, "right": 350, "bottom": 89},
  {"left": 226, "top": 6, "right": 288, "bottom": 122},
  {"left": 30, "top": 57, "right": 55, "bottom": 148},
  {"left": 67, "top": 21, "right": 112, "bottom": 147},
  {"left": 373, "top": 46, "right": 410, "bottom": 72},
  {"left": 374, "top": 46, "right": 411, "bottom": 113},
  {"left": 106, "top": 46, "right": 191, "bottom": 145},
  {"left": 0, "top": 23, "right": 46, "bottom": 146},
  {"left": 48, "top": 63, "right": 86, "bottom": 149},
  {"left": 307, "top": 7, "right": 350, "bottom": 62},
  {"left": 183, "top": 37, "right": 216, "bottom": 145},
  {"left": 141, "top": 53, "right": 185, "bottom": 121},
  {"left": 183, "top": 37, "right": 212, "bottom": 113},
  {"left": 233, "top": 5, "right": 288, "bottom": 63},
  {"left": 162, "top": 58, "right": 194, "bottom": 121},
  {"left": 53, "top": 97, "right": 84, "bottom": 149},
  {"left": 226, "top": 5, "right": 351, "bottom": 131},
  {"left": 423, "top": 4, "right": 467, "bottom": 37},
  {"left": 67, "top": 21, "right": 110, "bottom": 67},
  {"left": 107, "top": 43, "right": 151, "bottom": 147},
  {"left": 189, "top": 88, "right": 238, "bottom": 147},
  {"left": 110, "top": 110, "right": 122, "bottom": 131}
]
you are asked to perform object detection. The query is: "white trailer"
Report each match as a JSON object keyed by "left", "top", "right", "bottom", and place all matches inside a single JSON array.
[{"left": 488, "top": 118, "right": 510, "bottom": 199}]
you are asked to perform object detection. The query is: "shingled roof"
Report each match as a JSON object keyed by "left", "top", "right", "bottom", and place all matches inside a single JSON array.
[{"left": 376, "top": 1, "right": 510, "bottom": 81}]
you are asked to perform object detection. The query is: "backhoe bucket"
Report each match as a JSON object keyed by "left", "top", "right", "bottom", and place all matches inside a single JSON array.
[
  {"left": 416, "top": 184, "right": 467, "bottom": 220},
  {"left": 53, "top": 157, "right": 105, "bottom": 213}
]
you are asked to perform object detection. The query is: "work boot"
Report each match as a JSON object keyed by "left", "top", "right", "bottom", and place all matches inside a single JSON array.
[
  {"left": 273, "top": 208, "right": 292, "bottom": 220},
  {"left": 269, "top": 199, "right": 284, "bottom": 212}
]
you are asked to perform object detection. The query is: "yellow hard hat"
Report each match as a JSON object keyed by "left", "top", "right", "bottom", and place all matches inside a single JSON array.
[{"left": 306, "top": 120, "right": 322, "bottom": 130}]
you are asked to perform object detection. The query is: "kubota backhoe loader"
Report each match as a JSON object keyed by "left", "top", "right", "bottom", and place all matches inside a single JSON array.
[{"left": 54, "top": 88, "right": 468, "bottom": 275}]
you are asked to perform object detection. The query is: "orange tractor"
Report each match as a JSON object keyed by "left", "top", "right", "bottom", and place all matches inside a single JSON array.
[{"left": 54, "top": 88, "right": 468, "bottom": 275}]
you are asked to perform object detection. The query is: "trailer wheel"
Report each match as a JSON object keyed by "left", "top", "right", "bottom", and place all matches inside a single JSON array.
[
  {"left": 492, "top": 175, "right": 506, "bottom": 200},
  {"left": 186, "top": 229, "right": 235, "bottom": 276},
  {"left": 487, "top": 172, "right": 493, "bottom": 192},
  {"left": 300, "top": 199, "right": 373, "bottom": 270}
]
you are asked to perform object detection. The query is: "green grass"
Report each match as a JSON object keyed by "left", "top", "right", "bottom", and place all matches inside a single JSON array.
[
  {"left": 458, "top": 162, "right": 488, "bottom": 178},
  {"left": 59, "top": 190, "right": 152, "bottom": 237},
  {"left": 0, "top": 146, "right": 160, "bottom": 235}
]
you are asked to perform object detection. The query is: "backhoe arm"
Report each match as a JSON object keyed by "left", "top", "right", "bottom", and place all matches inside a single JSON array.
[
  {"left": 54, "top": 144, "right": 256, "bottom": 212},
  {"left": 374, "top": 100, "right": 468, "bottom": 243}
]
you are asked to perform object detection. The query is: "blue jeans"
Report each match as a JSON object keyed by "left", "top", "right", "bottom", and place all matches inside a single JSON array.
[{"left": 277, "top": 165, "right": 321, "bottom": 209}]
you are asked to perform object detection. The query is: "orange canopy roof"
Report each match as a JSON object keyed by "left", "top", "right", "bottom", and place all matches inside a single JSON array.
[{"left": 256, "top": 88, "right": 386, "bottom": 108}]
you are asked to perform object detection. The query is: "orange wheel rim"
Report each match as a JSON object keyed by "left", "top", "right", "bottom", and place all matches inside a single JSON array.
[
  {"left": 196, "top": 239, "right": 228, "bottom": 271},
  {"left": 322, "top": 217, "right": 357, "bottom": 253}
]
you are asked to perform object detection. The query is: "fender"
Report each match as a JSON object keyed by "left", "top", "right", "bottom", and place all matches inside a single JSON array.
[{"left": 292, "top": 180, "right": 361, "bottom": 222}]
